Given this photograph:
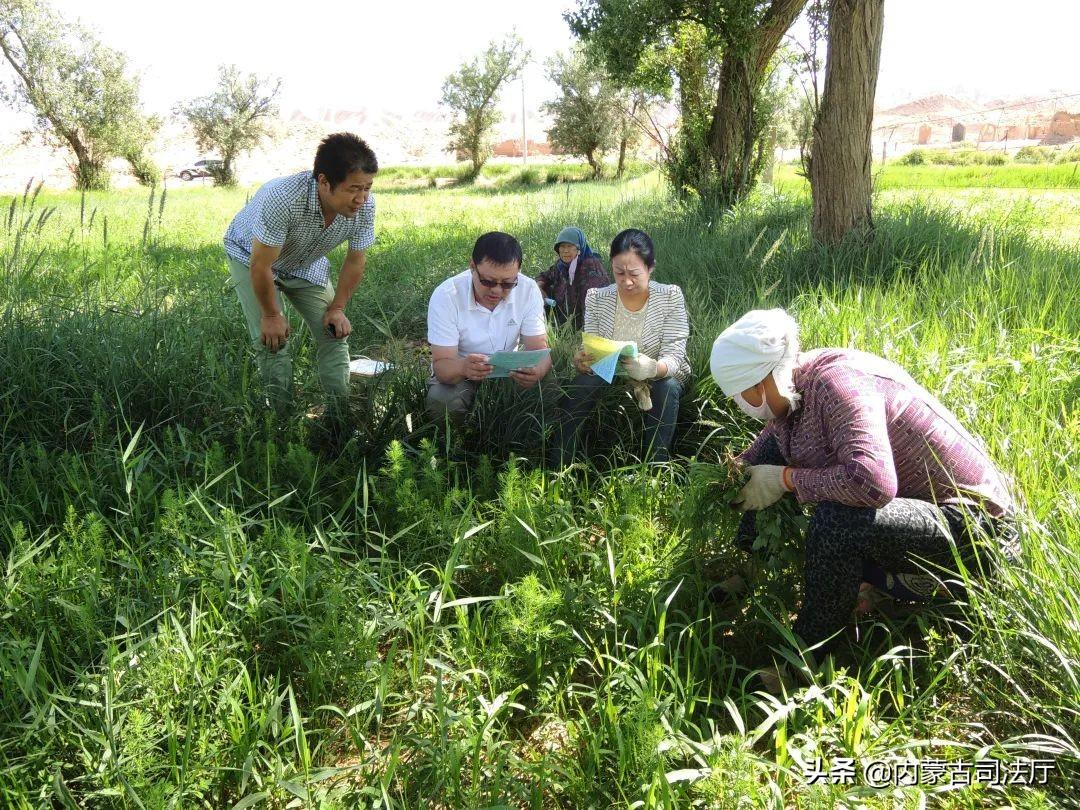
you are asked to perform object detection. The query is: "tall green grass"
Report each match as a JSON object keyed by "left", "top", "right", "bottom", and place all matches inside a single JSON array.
[{"left": 1, "top": 174, "right": 1077, "bottom": 806}]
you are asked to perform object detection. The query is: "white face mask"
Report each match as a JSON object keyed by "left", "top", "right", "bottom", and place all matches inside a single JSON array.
[{"left": 733, "top": 388, "right": 776, "bottom": 421}]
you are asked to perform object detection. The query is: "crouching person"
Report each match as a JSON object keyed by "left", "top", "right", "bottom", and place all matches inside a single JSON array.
[
  {"left": 708, "top": 308, "right": 1018, "bottom": 686},
  {"left": 426, "top": 232, "right": 552, "bottom": 445}
]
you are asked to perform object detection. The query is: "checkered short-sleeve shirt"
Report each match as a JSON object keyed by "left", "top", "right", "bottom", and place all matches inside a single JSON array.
[{"left": 223, "top": 171, "right": 376, "bottom": 287}]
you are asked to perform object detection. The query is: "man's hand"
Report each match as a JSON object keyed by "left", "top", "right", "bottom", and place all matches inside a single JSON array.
[
  {"left": 323, "top": 306, "right": 351, "bottom": 339},
  {"left": 463, "top": 353, "right": 493, "bottom": 382},
  {"left": 261, "top": 313, "right": 290, "bottom": 353},
  {"left": 573, "top": 348, "right": 594, "bottom": 375},
  {"left": 731, "top": 464, "right": 790, "bottom": 512},
  {"left": 621, "top": 353, "right": 658, "bottom": 381},
  {"left": 509, "top": 365, "right": 542, "bottom": 389}
]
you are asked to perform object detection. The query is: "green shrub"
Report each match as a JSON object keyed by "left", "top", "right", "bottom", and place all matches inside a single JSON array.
[
  {"left": 1056, "top": 144, "right": 1080, "bottom": 163},
  {"left": 899, "top": 148, "right": 1009, "bottom": 166},
  {"left": 1015, "top": 145, "right": 1056, "bottom": 164},
  {"left": 512, "top": 167, "right": 543, "bottom": 186}
]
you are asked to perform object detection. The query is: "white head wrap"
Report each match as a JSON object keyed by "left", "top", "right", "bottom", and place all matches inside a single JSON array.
[{"left": 709, "top": 308, "right": 802, "bottom": 407}]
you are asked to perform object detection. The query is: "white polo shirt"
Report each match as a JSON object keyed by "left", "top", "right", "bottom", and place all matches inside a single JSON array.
[{"left": 427, "top": 269, "right": 546, "bottom": 357}]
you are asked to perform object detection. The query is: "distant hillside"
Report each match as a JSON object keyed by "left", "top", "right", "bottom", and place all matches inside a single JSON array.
[{"left": 878, "top": 94, "right": 984, "bottom": 117}]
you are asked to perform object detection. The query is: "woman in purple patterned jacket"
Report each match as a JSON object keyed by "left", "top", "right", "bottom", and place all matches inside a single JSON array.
[{"left": 708, "top": 308, "right": 1017, "bottom": 670}]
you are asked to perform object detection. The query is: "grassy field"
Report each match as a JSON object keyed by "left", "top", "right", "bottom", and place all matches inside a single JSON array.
[
  {"left": 776, "top": 160, "right": 1080, "bottom": 190},
  {"left": 1, "top": 167, "right": 1078, "bottom": 807}
]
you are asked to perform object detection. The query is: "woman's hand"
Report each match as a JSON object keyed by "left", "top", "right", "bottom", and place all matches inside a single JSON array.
[
  {"left": 620, "top": 354, "right": 658, "bottom": 381},
  {"left": 573, "top": 348, "right": 594, "bottom": 375},
  {"left": 731, "top": 465, "right": 790, "bottom": 511}
]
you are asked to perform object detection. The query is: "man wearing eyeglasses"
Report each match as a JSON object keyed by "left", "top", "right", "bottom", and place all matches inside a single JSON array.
[{"left": 426, "top": 231, "right": 552, "bottom": 431}]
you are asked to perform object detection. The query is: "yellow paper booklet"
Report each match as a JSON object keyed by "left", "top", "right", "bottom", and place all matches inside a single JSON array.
[{"left": 582, "top": 332, "right": 638, "bottom": 383}]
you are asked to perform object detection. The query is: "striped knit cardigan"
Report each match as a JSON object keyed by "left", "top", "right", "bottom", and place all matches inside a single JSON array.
[{"left": 582, "top": 282, "right": 692, "bottom": 385}]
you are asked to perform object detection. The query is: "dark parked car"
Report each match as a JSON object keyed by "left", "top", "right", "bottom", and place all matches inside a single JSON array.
[{"left": 177, "top": 159, "right": 224, "bottom": 181}]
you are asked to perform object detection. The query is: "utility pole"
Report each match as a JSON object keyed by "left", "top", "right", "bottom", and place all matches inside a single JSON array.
[{"left": 521, "top": 74, "right": 528, "bottom": 166}]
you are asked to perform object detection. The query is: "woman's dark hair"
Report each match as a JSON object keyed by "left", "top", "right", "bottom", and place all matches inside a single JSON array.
[
  {"left": 609, "top": 228, "right": 655, "bottom": 268},
  {"left": 472, "top": 231, "right": 523, "bottom": 267},
  {"left": 313, "top": 133, "right": 378, "bottom": 188}
]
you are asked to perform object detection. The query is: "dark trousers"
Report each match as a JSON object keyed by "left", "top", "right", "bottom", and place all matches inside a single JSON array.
[
  {"left": 549, "top": 373, "right": 682, "bottom": 465},
  {"left": 736, "top": 436, "right": 1015, "bottom": 655}
]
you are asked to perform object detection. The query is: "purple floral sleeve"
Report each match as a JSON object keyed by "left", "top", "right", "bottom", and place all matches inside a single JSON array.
[
  {"left": 738, "top": 422, "right": 781, "bottom": 466},
  {"left": 788, "top": 367, "right": 899, "bottom": 508}
]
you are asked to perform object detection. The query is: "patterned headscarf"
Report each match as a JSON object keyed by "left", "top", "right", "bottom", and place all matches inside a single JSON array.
[
  {"left": 554, "top": 226, "right": 595, "bottom": 261},
  {"left": 554, "top": 226, "right": 596, "bottom": 285}
]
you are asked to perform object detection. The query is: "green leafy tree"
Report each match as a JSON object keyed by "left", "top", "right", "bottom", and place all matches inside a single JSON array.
[
  {"left": 177, "top": 64, "right": 281, "bottom": 187},
  {"left": 117, "top": 113, "right": 162, "bottom": 186},
  {"left": 543, "top": 48, "right": 620, "bottom": 179},
  {"left": 440, "top": 35, "right": 528, "bottom": 180},
  {"left": 0, "top": 0, "right": 160, "bottom": 190},
  {"left": 568, "top": 0, "right": 808, "bottom": 206}
]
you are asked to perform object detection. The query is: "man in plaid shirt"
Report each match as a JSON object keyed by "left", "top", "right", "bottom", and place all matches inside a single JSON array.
[{"left": 224, "top": 132, "right": 377, "bottom": 419}]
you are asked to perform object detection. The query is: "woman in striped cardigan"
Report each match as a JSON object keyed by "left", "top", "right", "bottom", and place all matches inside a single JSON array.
[{"left": 549, "top": 229, "right": 691, "bottom": 465}]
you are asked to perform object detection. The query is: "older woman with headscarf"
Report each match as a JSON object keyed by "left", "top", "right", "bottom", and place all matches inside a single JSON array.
[
  {"left": 709, "top": 308, "right": 1018, "bottom": 668},
  {"left": 536, "top": 226, "right": 610, "bottom": 329}
]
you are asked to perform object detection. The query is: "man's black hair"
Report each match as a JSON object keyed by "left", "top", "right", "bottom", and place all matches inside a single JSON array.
[
  {"left": 610, "top": 228, "right": 656, "bottom": 268},
  {"left": 472, "top": 231, "right": 523, "bottom": 267},
  {"left": 313, "top": 133, "right": 378, "bottom": 188}
]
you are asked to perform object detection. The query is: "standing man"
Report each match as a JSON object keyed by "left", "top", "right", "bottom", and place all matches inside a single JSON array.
[
  {"left": 224, "top": 132, "right": 377, "bottom": 424},
  {"left": 426, "top": 231, "right": 552, "bottom": 433}
]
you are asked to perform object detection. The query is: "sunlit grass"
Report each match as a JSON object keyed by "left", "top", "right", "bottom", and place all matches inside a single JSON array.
[
  {"left": 775, "top": 161, "right": 1080, "bottom": 191},
  {"left": 1, "top": 170, "right": 1077, "bottom": 806}
]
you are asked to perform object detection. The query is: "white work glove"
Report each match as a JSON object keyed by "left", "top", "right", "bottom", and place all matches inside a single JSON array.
[
  {"left": 621, "top": 354, "right": 658, "bottom": 381},
  {"left": 731, "top": 464, "right": 790, "bottom": 512},
  {"left": 629, "top": 380, "right": 652, "bottom": 411}
]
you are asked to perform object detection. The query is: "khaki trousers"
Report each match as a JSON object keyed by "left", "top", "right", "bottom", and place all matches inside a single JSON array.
[{"left": 227, "top": 257, "right": 349, "bottom": 413}]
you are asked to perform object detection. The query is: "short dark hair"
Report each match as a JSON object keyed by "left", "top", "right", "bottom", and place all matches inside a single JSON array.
[
  {"left": 472, "top": 231, "right": 523, "bottom": 267},
  {"left": 610, "top": 228, "right": 655, "bottom": 268},
  {"left": 313, "top": 133, "right": 378, "bottom": 188}
]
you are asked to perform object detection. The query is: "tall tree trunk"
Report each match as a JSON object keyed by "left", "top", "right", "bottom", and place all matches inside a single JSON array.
[
  {"left": 810, "top": 0, "right": 884, "bottom": 245},
  {"left": 65, "top": 132, "right": 108, "bottom": 191},
  {"left": 468, "top": 131, "right": 485, "bottom": 180},
  {"left": 124, "top": 151, "right": 159, "bottom": 186},
  {"left": 703, "top": 0, "right": 807, "bottom": 207},
  {"left": 616, "top": 137, "right": 628, "bottom": 178},
  {"left": 586, "top": 148, "right": 601, "bottom": 179},
  {"left": 220, "top": 160, "right": 236, "bottom": 187},
  {"left": 616, "top": 95, "right": 640, "bottom": 178},
  {"left": 665, "top": 30, "right": 716, "bottom": 199},
  {"left": 707, "top": 56, "right": 757, "bottom": 206}
]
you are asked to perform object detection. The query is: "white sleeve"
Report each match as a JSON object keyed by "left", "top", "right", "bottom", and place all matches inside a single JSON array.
[
  {"left": 427, "top": 284, "right": 459, "bottom": 348},
  {"left": 519, "top": 283, "right": 546, "bottom": 337}
]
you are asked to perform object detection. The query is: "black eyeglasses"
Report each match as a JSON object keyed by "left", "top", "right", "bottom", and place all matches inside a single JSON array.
[{"left": 474, "top": 272, "right": 518, "bottom": 290}]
